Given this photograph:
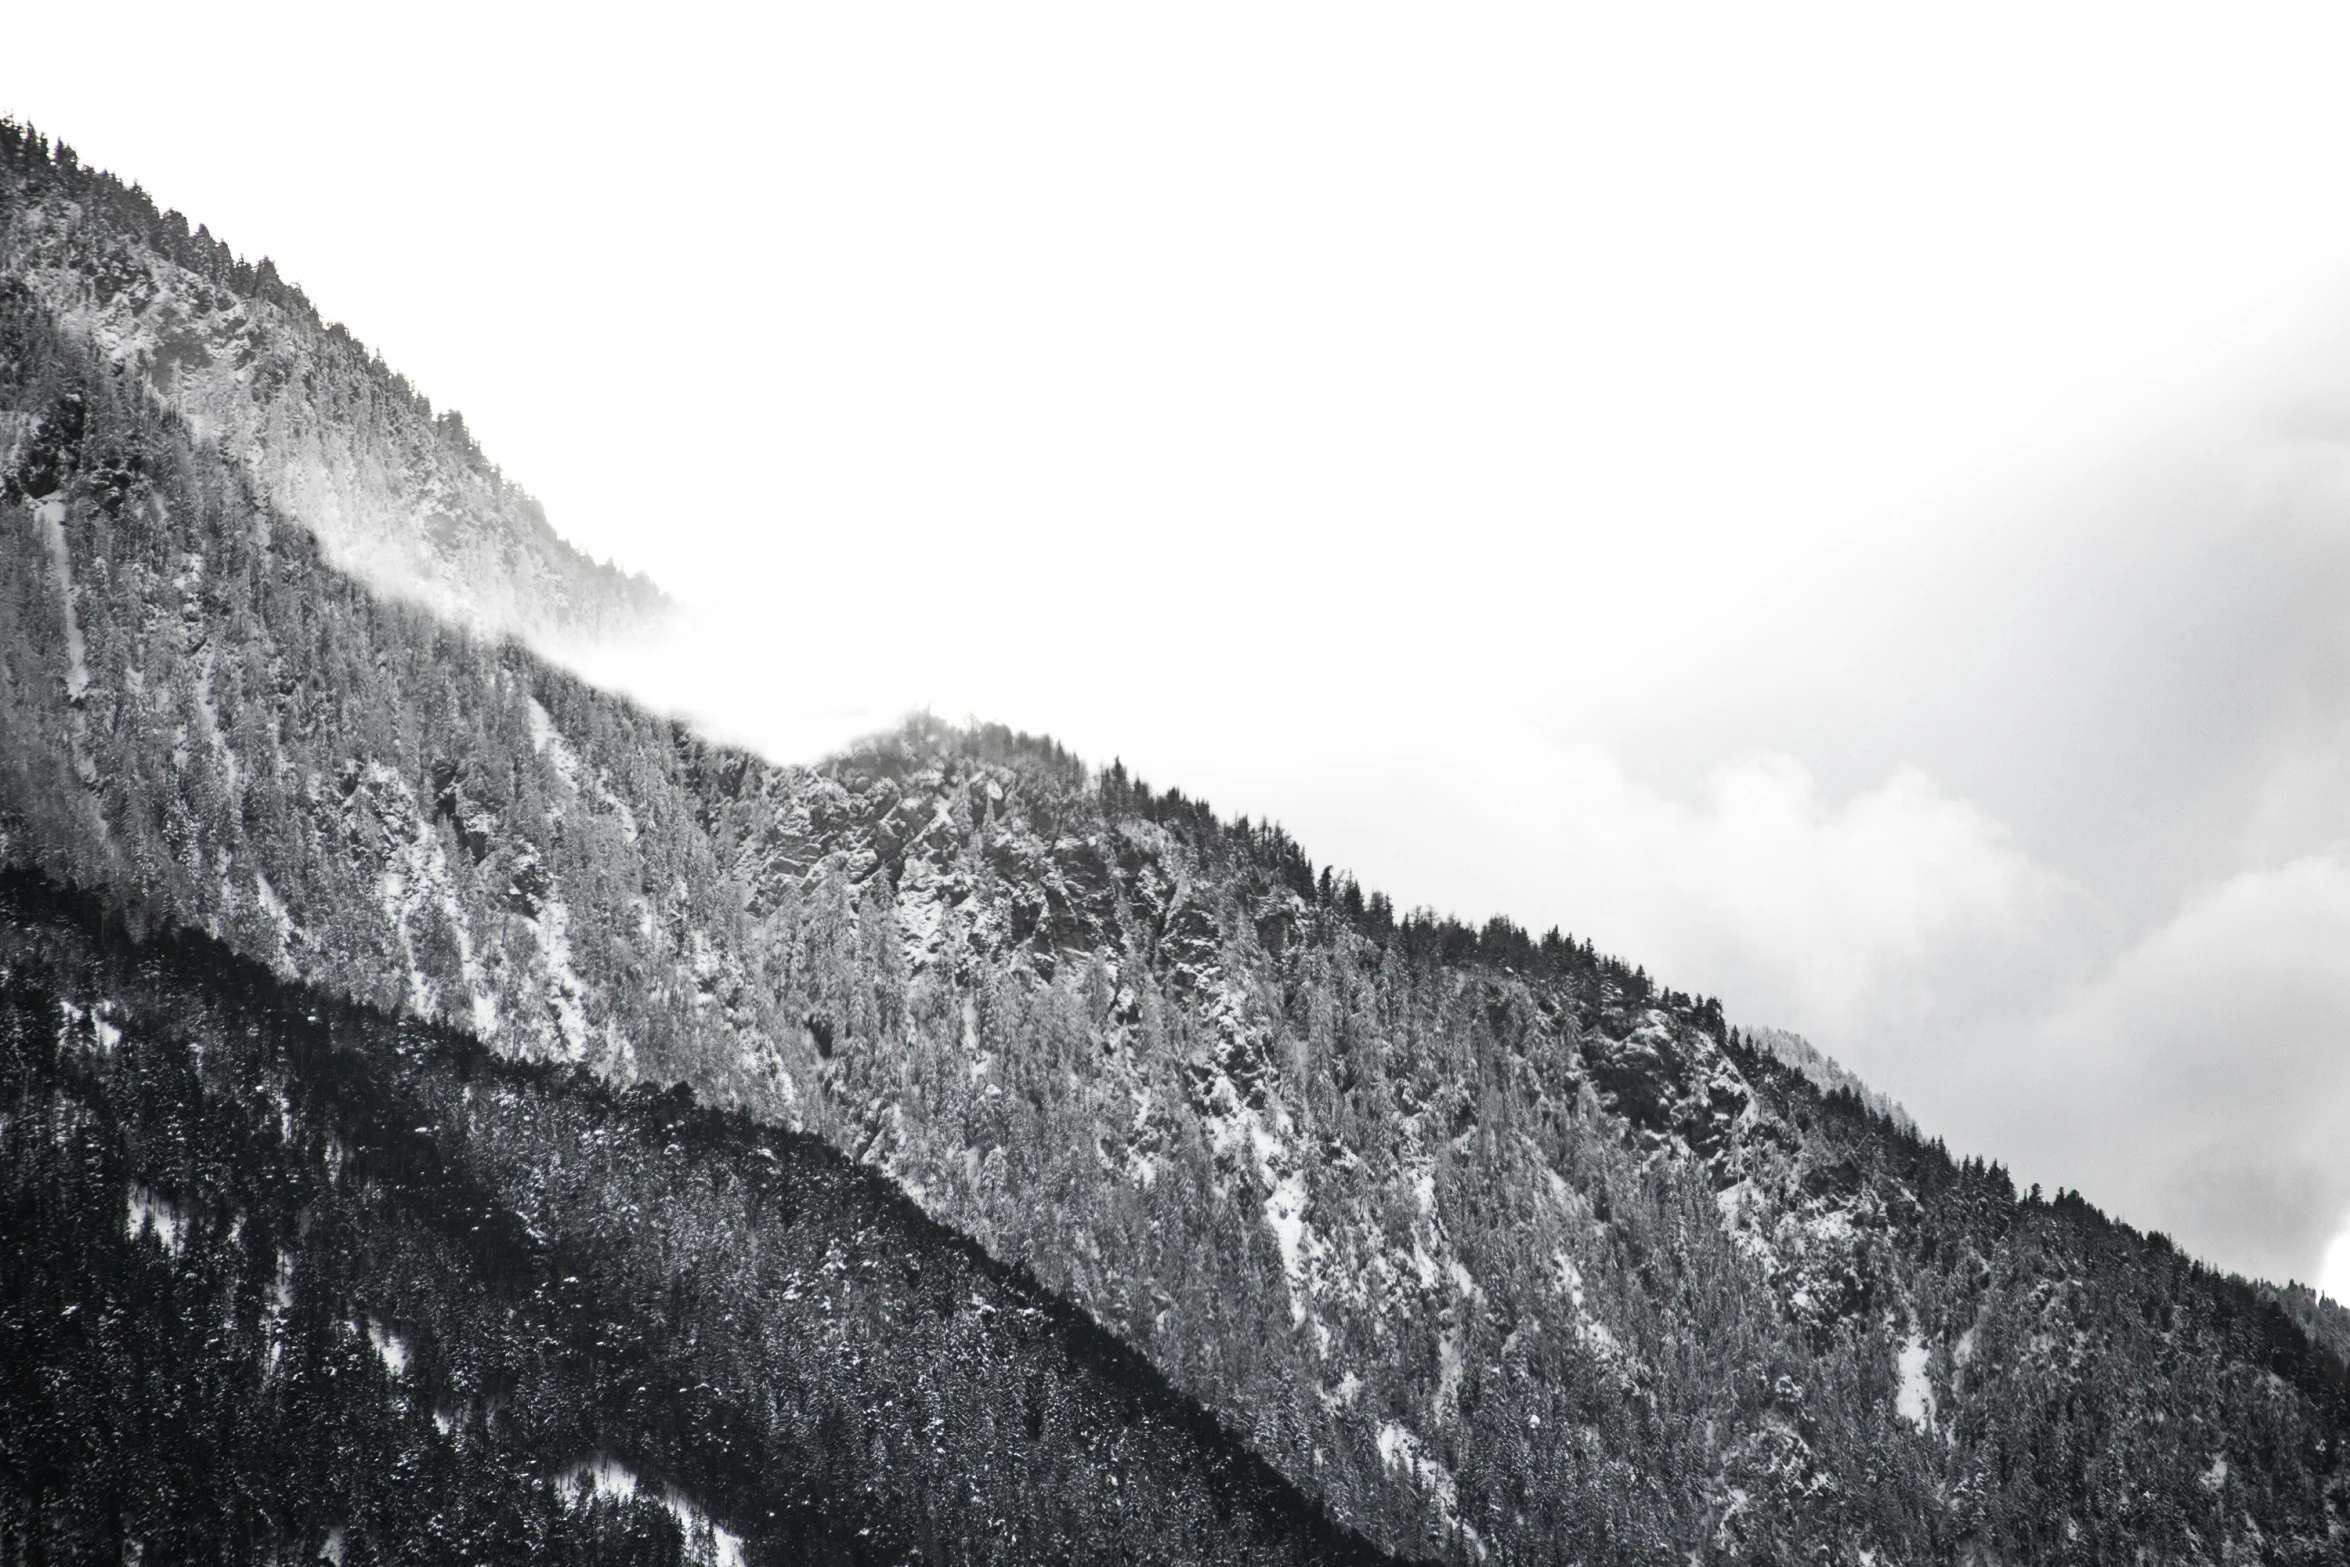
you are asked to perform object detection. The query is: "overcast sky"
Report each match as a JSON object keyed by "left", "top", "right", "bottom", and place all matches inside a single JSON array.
[{"left": 15, "top": 2, "right": 2350, "bottom": 1296}]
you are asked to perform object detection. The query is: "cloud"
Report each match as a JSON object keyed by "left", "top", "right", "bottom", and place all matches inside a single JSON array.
[
  {"left": 1181, "top": 723, "right": 2104, "bottom": 1111},
  {"left": 1506, "top": 750, "right": 2098, "bottom": 1049},
  {"left": 452, "top": 20, "right": 2350, "bottom": 1297},
  {"left": 2322, "top": 1224, "right": 2350, "bottom": 1305},
  {"left": 1998, "top": 852, "right": 2350, "bottom": 1284},
  {"left": 1224, "top": 716, "right": 2350, "bottom": 1287}
]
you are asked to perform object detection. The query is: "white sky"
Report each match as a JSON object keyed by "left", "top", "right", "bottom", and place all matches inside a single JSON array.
[{"left": 15, "top": 1, "right": 2350, "bottom": 1294}]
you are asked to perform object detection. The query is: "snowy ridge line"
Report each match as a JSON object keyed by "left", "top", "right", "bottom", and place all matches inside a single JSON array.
[{"left": 2, "top": 132, "right": 667, "bottom": 654}]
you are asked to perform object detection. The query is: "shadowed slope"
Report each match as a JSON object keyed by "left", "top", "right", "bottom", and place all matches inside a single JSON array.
[{"left": 0, "top": 868, "right": 1408, "bottom": 1566}]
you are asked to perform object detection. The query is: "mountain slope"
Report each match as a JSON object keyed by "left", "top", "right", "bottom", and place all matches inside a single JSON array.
[
  {"left": 0, "top": 121, "right": 663, "bottom": 651},
  {"left": 0, "top": 868, "right": 1403, "bottom": 1567},
  {"left": 5, "top": 127, "right": 2350, "bottom": 1562}
]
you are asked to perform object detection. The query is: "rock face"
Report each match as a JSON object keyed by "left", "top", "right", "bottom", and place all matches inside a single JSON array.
[
  {"left": 0, "top": 124, "right": 664, "bottom": 652},
  {"left": 6, "top": 123, "right": 2350, "bottom": 1563}
]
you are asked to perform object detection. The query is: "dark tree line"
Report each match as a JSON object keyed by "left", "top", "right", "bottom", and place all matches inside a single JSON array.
[{"left": 0, "top": 868, "right": 1411, "bottom": 1566}]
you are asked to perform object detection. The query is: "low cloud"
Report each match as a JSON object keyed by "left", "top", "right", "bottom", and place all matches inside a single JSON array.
[
  {"left": 2005, "top": 852, "right": 2350, "bottom": 1284},
  {"left": 557, "top": 275, "right": 2350, "bottom": 1296}
]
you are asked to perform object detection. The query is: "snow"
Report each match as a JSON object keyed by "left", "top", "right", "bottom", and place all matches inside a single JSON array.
[
  {"left": 1120, "top": 1085, "right": 1161, "bottom": 1188},
  {"left": 1191, "top": 993, "right": 1327, "bottom": 1328},
  {"left": 1554, "top": 1251, "right": 1587, "bottom": 1309},
  {"left": 126, "top": 1185, "right": 183, "bottom": 1255},
  {"left": 252, "top": 872, "right": 295, "bottom": 959},
  {"left": 526, "top": 699, "right": 578, "bottom": 787},
  {"left": 1262, "top": 1170, "right": 1312, "bottom": 1321},
  {"left": 1374, "top": 1421, "right": 1414, "bottom": 1468},
  {"left": 59, "top": 1000, "right": 125, "bottom": 1057},
  {"left": 352, "top": 763, "right": 496, "bottom": 1035},
  {"left": 367, "top": 1319, "right": 409, "bottom": 1379},
  {"left": 1374, "top": 1421, "right": 1487, "bottom": 1560},
  {"left": 530, "top": 896, "right": 596, "bottom": 1060},
  {"left": 1408, "top": 1239, "right": 1440, "bottom": 1291},
  {"left": 1713, "top": 1487, "right": 1752, "bottom": 1552},
  {"left": 266, "top": 1250, "right": 295, "bottom": 1371},
  {"left": 319, "top": 1526, "right": 346, "bottom": 1566},
  {"left": 31, "top": 498, "right": 90, "bottom": 702},
  {"left": 1894, "top": 1335, "right": 1935, "bottom": 1432},
  {"left": 555, "top": 1457, "right": 747, "bottom": 1567},
  {"left": 2201, "top": 1454, "right": 2228, "bottom": 1492},
  {"left": 530, "top": 698, "right": 641, "bottom": 843},
  {"left": 1435, "top": 1328, "right": 1465, "bottom": 1417}
]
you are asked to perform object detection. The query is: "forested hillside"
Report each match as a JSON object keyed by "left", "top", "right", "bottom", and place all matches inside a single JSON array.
[
  {"left": 0, "top": 869, "right": 1402, "bottom": 1566},
  {"left": 0, "top": 120, "right": 663, "bottom": 650},
  {"left": 7, "top": 123, "right": 2350, "bottom": 1563}
]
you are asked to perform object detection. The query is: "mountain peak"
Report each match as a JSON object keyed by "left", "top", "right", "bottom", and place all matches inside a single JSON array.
[{"left": 0, "top": 120, "right": 666, "bottom": 651}]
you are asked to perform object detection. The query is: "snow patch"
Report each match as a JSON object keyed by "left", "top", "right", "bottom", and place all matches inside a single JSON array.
[
  {"left": 252, "top": 872, "right": 295, "bottom": 958},
  {"left": 1411, "top": 1164, "right": 1437, "bottom": 1216},
  {"left": 1554, "top": 1251, "right": 1586, "bottom": 1310},
  {"left": 59, "top": 999, "right": 124, "bottom": 1056},
  {"left": 1321, "top": 1372, "right": 1363, "bottom": 1410},
  {"left": 555, "top": 1457, "right": 747, "bottom": 1567},
  {"left": 530, "top": 897, "right": 596, "bottom": 1061},
  {"left": 350, "top": 763, "right": 496, "bottom": 1034},
  {"left": 1192, "top": 1000, "right": 1326, "bottom": 1327},
  {"left": 266, "top": 1250, "right": 295, "bottom": 1372},
  {"left": 31, "top": 498, "right": 91, "bottom": 703},
  {"left": 367, "top": 1319, "right": 409, "bottom": 1379},
  {"left": 526, "top": 699, "right": 579, "bottom": 789},
  {"left": 1374, "top": 1421, "right": 1486, "bottom": 1560},
  {"left": 1263, "top": 1169, "right": 1313, "bottom": 1321},
  {"left": 1435, "top": 1327, "right": 1466, "bottom": 1418},
  {"left": 530, "top": 698, "right": 641, "bottom": 843},
  {"left": 126, "top": 1185, "right": 183, "bottom": 1255},
  {"left": 1894, "top": 1335, "right": 1935, "bottom": 1432}
]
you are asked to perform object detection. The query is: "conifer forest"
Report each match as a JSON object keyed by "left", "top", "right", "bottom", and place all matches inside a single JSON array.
[{"left": 5, "top": 120, "right": 2350, "bottom": 1564}]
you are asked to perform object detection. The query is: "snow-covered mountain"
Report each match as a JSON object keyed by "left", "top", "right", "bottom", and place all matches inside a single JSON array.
[
  {"left": 0, "top": 125, "right": 663, "bottom": 652},
  {"left": 7, "top": 123, "right": 2350, "bottom": 1564}
]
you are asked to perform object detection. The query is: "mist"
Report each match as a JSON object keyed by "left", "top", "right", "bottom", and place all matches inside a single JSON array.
[{"left": 15, "top": 2, "right": 2350, "bottom": 1292}]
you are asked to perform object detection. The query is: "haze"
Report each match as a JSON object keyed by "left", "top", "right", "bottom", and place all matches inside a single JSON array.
[{"left": 14, "top": 2, "right": 2350, "bottom": 1296}]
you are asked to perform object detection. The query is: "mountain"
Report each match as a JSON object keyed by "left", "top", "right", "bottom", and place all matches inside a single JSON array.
[
  {"left": 0, "top": 122, "right": 663, "bottom": 652},
  {"left": 6, "top": 123, "right": 2350, "bottom": 1563},
  {"left": 0, "top": 869, "right": 1396, "bottom": 1566},
  {"left": 1748, "top": 1026, "right": 1916, "bottom": 1136}
]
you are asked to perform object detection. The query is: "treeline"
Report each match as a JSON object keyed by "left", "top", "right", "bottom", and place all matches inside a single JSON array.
[{"left": 1095, "top": 742, "right": 1710, "bottom": 1024}]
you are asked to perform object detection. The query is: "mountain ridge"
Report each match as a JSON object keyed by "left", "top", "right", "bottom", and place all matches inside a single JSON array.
[
  {"left": 6, "top": 125, "right": 2350, "bottom": 1562},
  {"left": 0, "top": 119, "right": 665, "bottom": 652}
]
